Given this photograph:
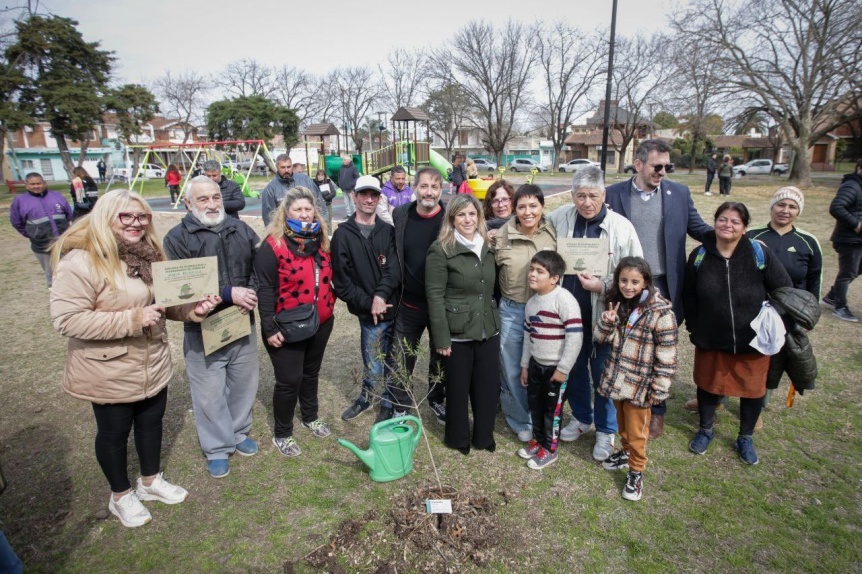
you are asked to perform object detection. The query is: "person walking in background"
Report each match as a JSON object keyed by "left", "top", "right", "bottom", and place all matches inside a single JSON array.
[
  {"left": 97, "top": 158, "right": 107, "bottom": 183},
  {"left": 163, "top": 176, "right": 261, "bottom": 479},
  {"left": 718, "top": 154, "right": 734, "bottom": 196},
  {"left": 517, "top": 251, "right": 582, "bottom": 470},
  {"left": 338, "top": 154, "right": 360, "bottom": 218},
  {"left": 465, "top": 157, "right": 479, "bottom": 179},
  {"left": 705, "top": 153, "right": 717, "bottom": 195},
  {"left": 448, "top": 154, "right": 467, "bottom": 194},
  {"left": 595, "top": 257, "right": 678, "bottom": 501},
  {"left": 495, "top": 184, "right": 557, "bottom": 442},
  {"left": 69, "top": 166, "right": 99, "bottom": 220},
  {"left": 166, "top": 164, "right": 182, "bottom": 205},
  {"left": 50, "top": 189, "right": 220, "bottom": 527},
  {"left": 822, "top": 159, "right": 862, "bottom": 322},
  {"left": 10, "top": 172, "right": 73, "bottom": 288},
  {"left": 313, "top": 169, "right": 338, "bottom": 231},
  {"left": 255, "top": 187, "right": 336, "bottom": 458},
  {"left": 426, "top": 194, "right": 500, "bottom": 455}
]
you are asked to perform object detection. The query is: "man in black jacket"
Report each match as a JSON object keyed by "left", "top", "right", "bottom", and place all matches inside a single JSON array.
[
  {"left": 338, "top": 154, "right": 360, "bottom": 218},
  {"left": 823, "top": 158, "right": 862, "bottom": 321},
  {"left": 332, "top": 175, "right": 401, "bottom": 420},
  {"left": 202, "top": 159, "right": 246, "bottom": 218},
  {"left": 163, "top": 176, "right": 260, "bottom": 479}
]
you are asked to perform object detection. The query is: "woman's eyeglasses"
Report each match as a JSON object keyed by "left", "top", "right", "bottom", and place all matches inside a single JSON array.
[
  {"left": 117, "top": 213, "right": 151, "bottom": 225},
  {"left": 491, "top": 198, "right": 511, "bottom": 206}
]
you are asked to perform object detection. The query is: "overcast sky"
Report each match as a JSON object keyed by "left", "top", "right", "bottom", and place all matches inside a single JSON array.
[{"left": 36, "top": 0, "right": 676, "bottom": 84}]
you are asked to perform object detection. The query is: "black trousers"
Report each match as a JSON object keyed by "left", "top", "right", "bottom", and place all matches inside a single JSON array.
[
  {"left": 697, "top": 387, "right": 763, "bottom": 436},
  {"left": 388, "top": 303, "right": 445, "bottom": 408},
  {"left": 92, "top": 387, "right": 167, "bottom": 493},
  {"left": 267, "top": 317, "right": 334, "bottom": 438},
  {"left": 719, "top": 176, "right": 732, "bottom": 195},
  {"left": 444, "top": 336, "right": 500, "bottom": 450},
  {"left": 705, "top": 170, "right": 715, "bottom": 192},
  {"left": 526, "top": 358, "right": 567, "bottom": 452},
  {"left": 827, "top": 242, "right": 862, "bottom": 308}
]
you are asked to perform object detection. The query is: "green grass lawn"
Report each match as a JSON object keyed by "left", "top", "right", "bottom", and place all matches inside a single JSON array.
[{"left": 0, "top": 180, "right": 860, "bottom": 572}]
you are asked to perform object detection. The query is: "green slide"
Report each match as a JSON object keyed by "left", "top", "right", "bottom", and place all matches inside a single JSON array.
[{"left": 429, "top": 149, "right": 453, "bottom": 182}]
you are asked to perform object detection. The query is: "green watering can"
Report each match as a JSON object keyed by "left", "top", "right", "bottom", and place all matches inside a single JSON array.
[{"left": 337, "top": 415, "right": 423, "bottom": 482}]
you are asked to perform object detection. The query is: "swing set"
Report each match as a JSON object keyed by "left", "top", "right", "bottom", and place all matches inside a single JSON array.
[{"left": 127, "top": 140, "right": 276, "bottom": 208}]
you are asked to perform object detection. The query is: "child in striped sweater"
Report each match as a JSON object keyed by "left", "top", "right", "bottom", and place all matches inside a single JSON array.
[{"left": 517, "top": 251, "right": 583, "bottom": 469}]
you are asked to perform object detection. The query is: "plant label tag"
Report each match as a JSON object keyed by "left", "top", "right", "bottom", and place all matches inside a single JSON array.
[{"left": 425, "top": 499, "right": 452, "bottom": 514}]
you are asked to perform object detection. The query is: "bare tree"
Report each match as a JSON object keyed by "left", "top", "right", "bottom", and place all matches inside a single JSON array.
[
  {"left": 604, "top": 33, "right": 672, "bottom": 172},
  {"left": 314, "top": 71, "right": 341, "bottom": 124},
  {"left": 423, "top": 82, "right": 470, "bottom": 159},
  {"left": 154, "top": 70, "right": 210, "bottom": 143},
  {"left": 221, "top": 58, "right": 277, "bottom": 99},
  {"left": 332, "top": 66, "right": 382, "bottom": 153},
  {"left": 378, "top": 48, "right": 426, "bottom": 110},
  {"left": 674, "top": 0, "right": 862, "bottom": 186},
  {"left": 273, "top": 66, "right": 319, "bottom": 127},
  {"left": 433, "top": 21, "right": 534, "bottom": 163},
  {"left": 534, "top": 22, "right": 606, "bottom": 167},
  {"left": 667, "top": 38, "right": 726, "bottom": 172}
]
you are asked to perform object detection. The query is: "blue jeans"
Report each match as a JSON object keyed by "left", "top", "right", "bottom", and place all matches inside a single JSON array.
[
  {"left": 360, "top": 319, "right": 396, "bottom": 409},
  {"left": 498, "top": 297, "right": 531, "bottom": 434},
  {"left": 566, "top": 329, "right": 617, "bottom": 434}
]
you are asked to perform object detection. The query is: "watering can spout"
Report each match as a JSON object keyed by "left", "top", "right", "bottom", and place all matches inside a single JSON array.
[{"left": 337, "top": 438, "right": 375, "bottom": 470}]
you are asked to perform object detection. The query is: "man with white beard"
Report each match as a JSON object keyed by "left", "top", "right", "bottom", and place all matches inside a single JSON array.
[{"left": 163, "top": 176, "right": 261, "bottom": 479}]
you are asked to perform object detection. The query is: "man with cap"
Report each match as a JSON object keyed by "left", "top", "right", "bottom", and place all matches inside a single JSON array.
[
  {"left": 261, "top": 154, "right": 328, "bottom": 226},
  {"left": 823, "top": 158, "right": 862, "bottom": 322},
  {"left": 331, "top": 175, "right": 401, "bottom": 420}
]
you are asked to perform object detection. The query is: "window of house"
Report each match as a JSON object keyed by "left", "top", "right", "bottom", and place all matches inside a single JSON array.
[
  {"left": 21, "top": 159, "right": 34, "bottom": 169},
  {"left": 40, "top": 158, "right": 54, "bottom": 179}
]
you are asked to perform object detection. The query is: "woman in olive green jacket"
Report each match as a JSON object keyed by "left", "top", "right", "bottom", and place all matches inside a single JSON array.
[{"left": 426, "top": 195, "right": 500, "bottom": 455}]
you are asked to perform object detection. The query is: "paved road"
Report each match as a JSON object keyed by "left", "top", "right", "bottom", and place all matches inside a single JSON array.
[{"left": 145, "top": 182, "right": 574, "bottom": 221}]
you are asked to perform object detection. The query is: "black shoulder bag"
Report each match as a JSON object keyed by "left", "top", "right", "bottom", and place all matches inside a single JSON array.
[{"left": 273, "top": 258, "right": 320, "bottom": 343}]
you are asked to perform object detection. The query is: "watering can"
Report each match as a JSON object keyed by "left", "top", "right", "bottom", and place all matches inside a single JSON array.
[{"left": 337, "top": 415, "right": 423, "bottom": 483}]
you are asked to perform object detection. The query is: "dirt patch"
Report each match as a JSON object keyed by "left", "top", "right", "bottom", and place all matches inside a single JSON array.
[{"left": 292, "top": 484, "right": 503, "bottom": 573}]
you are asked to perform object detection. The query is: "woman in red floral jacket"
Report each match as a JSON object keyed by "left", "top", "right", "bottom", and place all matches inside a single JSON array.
[{"left": 254, "top": 187, "right": 336, "bottom": 458}]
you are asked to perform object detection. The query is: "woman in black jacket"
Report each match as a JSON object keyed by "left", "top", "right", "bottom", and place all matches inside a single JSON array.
[
  {"left": 69, "top": 166, "right": 100, "bottom": 220},
  {"left": 683, "top": 202, "right": 791, "bottom": 465}
]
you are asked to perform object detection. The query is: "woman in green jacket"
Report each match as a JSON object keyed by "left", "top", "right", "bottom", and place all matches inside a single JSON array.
[{"left": 426, "top": 195, "right": 500, "bottom": 454}]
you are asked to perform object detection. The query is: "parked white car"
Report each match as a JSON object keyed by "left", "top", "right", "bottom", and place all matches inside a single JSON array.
[
  {"left": 471, "top": 158, "right": 498, "bottom": 171},
  {"left": 733, "top": 159, "right": 788, "bottom": 176},
  {"left": 558, "top": 158, "right": 600, "bottom": 173},
  {"left": 507, "top": 158, "right": 547, "bottom": 172},
  {"left": 113, "top": 163, "right": 165, "bottom": 180}
]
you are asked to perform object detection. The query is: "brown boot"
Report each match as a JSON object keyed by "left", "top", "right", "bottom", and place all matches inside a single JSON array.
[
  {"left": 684, "top": 398, "right": 699, "bottom": 411},
  {"left": 648, "top": 414, "right": 664, "bottom": 439}
]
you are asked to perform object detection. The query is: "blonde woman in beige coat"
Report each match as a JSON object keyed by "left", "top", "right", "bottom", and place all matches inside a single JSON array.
[{"left": 50, "top": 189, "right": 220, "bottom": 528}]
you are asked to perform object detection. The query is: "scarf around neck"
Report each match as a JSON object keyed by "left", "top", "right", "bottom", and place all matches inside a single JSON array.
[
  {"left": 116, "top": 237, "right": 161, "bottom": 285},
  {"left": 454, "top": 230, "right": 484, "bottom": 258}
]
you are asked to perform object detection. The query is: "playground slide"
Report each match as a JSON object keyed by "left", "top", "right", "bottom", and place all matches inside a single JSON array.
[{"left": 428, "top": 149, "right": 453, "bottom": 182}]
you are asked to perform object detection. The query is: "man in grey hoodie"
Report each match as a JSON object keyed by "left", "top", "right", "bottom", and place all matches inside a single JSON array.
[{"left": 260, "top": 154, "right": 328, "bottom": 227}]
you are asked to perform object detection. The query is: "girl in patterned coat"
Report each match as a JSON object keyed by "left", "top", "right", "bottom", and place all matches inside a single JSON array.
[{"left": 594, "top": 257, "right": 678, "bottom": 501}]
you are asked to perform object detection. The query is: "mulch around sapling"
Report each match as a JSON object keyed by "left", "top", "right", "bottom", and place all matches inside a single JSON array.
[{"left": 290, "top": 484, "right": 505, "bottom": 573}]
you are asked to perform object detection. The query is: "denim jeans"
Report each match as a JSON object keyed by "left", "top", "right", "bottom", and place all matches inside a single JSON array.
[
  {"left": 498, "top": 297, "right": 531, "bottom": 434},
  {"left": 566, "top": 329, "right": 617, "bottom": 434},
  {"left": 359, "top": 319, "right": 396, "bottom": 409}
]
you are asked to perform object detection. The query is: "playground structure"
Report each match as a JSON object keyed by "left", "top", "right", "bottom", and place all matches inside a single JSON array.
[
  {"left": 362, "top": 107, "right": 452, "bottom": 182},
  {"left": 124, "top": 140, "right": 276, "bottom": 207}
]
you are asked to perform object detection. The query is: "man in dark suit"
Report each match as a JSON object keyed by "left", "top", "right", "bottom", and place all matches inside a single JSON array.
[{"left": 604, "top": 138, "right": 711, "bottom": 437}]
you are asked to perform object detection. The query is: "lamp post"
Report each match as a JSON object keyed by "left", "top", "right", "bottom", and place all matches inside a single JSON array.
[
  {"left": 600, "top": 0, "right": 618, "bottom": 174},
  {"left": 376, "top": 111, "right": 386, "bottom": 151}
]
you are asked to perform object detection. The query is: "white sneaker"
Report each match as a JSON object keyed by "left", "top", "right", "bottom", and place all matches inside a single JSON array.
[
  {"left": 108, "top": 491, "right": 152, "bottom": 528},
  {"left": 516, "top": 430, "right": 533, "bottom": 442},
  {"left": 136, "top": 473, "right": 188, "bottom": 505},
  {"left": 560, "top": 419, "right": 593, "bottom": 442},
  {"left": 592, "top": 431, "right": 615, "bottom": 461}
]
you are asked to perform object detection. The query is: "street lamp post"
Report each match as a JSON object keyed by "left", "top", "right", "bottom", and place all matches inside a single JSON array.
[{"left": 600, "top": 0, "right": 618, "bottom": 174}]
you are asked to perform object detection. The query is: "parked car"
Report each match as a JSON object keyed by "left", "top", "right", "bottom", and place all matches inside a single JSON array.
[
  {"left": 507, "top": 158, "right": 547, "bottom": 172},
  {"left": 471, "top": 157, "right": 497, "bottom": 172},
  {"left": 733, "top": 159, "right": 787, "bottom": 176},
  {"left": 237, "top": 156, "right": 267, "bottom": 170},
  {"left": 112, "top": 163, "right": 165, "bottom": 180},
  {"left": 623, "top": 164, "right": 637, "bottom": 174},
  {"left": 557, "top": 158, "right": 600, "bottom": 173}
]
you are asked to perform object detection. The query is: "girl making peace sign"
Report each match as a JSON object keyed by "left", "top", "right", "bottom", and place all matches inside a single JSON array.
[{"left": 593, "top": 257, "right": 679, "bottom": 501}]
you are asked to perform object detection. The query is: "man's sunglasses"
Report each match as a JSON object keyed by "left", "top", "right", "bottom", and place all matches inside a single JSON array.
[{"left": 650, "top": 163, "right": 674, "bottom": 173}]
